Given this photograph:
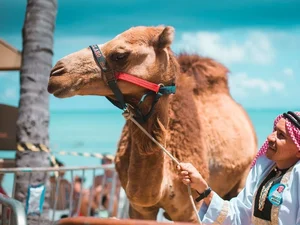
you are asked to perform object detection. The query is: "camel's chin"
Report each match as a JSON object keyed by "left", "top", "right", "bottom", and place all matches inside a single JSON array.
[
  {"left": 48, "top": 86, "right": 75, "bottom": 98},
  {"left": 48, "top": 83, "right": 76, "bottom": 98},
  {"left": 52, "top": 88, "right": 76, "bottom": 98}
]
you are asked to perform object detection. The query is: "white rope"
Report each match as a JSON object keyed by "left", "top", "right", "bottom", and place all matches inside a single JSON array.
[{"left": 122, "top": 110, "right": 202, "bottom": 224}]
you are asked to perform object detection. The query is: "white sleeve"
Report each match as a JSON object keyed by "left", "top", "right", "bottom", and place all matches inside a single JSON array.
[
  {"left": 199, "top": 162, "right": 260, "bottom": 225},
  {"left": 297, "top": 200, "right": 300, "bottom": 225},
  {"left": 295, "top": 169, "right": 300, "bottom": 225}
]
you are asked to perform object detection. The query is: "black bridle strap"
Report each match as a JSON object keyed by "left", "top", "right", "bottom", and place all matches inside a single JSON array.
[
  {"left": 107, "top": 80, "right": 126, "bottom": 109},
  {"left": 283, "top": 112, "right": 300, "bottom": 130},
  {"left": 90, "top": 45, "right": 126, "bottom": 109},
  {"left": 89, "top": 45, "right": 108, "bottom": 72}
]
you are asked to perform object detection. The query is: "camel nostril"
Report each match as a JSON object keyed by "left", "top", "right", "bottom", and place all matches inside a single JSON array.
[
  {"left": 50, "top": 62, "right": 66, "bottom": 76},
  {"left": 50, "top": 67, "right": 65, "bottom": 76}
]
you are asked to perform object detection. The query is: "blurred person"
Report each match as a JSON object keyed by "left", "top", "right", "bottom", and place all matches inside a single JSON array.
[
  {"left": 71, "top": 175, "right": 90, "bottom": 216},
  {"left": 0, "top": 173, "right": 9, "bottom": 220},
  {"left": 68, "top": 155, "right": 121, "bottom": 217},
  {"left": 49, "top": 158, "right": 71, "bottom": 218},
  {"left": 92, "top": 154, "right": 121, "bottom": 217},
  {"left": 0, "top": 173, "right": 7, "bottom": 196}
]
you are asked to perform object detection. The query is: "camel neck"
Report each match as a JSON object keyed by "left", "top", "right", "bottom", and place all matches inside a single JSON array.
[
  {"left": 125, "top": 97, "right": 170, "bottom": 205},
  {"left": 128, "top": 97, "right": 169, "bottom": 154}
]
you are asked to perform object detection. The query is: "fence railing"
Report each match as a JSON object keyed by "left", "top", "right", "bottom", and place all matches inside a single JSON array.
[
  {"left": 0, "top": 164, "right": 129, "bottom": 225},
  {"left": 0, "top": 193, "right": 27, "bottom": 225}
]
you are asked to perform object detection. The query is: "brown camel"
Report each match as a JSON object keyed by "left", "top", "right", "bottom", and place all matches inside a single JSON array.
[{"left": 48, "top": 26, "right": 257, "bottom": 223}]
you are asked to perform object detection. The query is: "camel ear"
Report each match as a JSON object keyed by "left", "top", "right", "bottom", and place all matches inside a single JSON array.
[{"left": 154, "top": 26, "right": 175, "bottom": 49}]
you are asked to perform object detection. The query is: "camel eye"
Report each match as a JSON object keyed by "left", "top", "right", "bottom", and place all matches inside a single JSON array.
[{"left": 110, "top": 52, "right": 129, "bottom": 62}]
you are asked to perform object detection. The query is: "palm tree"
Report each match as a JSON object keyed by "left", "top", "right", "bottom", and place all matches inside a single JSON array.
[{"left": 15, "top": 0, "right": 57, "bottom": 223}]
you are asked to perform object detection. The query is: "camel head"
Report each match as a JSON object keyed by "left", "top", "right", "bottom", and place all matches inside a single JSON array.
[{"left": 48, "top": 26, "right": 178, "bottom": 112}]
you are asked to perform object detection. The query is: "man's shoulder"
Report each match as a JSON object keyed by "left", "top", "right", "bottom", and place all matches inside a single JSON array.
[
  {"left": 252, "top": 155, "right": 274, "bottom": 176},
  {"left": 292, "top": 161, "right": 300, "bottom": 175}
]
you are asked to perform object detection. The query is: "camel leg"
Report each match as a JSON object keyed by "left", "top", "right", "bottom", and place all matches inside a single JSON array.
[{"left": 129, "top": 204, "right": 159, "bottom": 220}]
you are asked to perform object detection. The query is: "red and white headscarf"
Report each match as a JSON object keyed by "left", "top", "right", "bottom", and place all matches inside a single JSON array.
[{"left": 251, "top": 111, "right": 300, "bottom": 168}]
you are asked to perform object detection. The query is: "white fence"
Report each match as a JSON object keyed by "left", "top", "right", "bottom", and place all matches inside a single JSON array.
[
  {"left": 0, "top": 193, "right": 26, "bottom": 225},
  {"left": 0, "top": 165, "right": 129, "bottom": 225}
]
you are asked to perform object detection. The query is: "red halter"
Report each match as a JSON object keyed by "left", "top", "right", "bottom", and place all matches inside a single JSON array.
[{"left": 115, "top": 72, "right": 161, "bottom": 93}]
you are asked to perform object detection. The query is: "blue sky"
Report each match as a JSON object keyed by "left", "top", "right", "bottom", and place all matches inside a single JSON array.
[{"left": 1, "top": 0, "right": 299, "bottom": 111}]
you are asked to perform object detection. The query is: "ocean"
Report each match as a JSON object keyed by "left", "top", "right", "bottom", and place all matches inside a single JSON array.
[{"left": 0, "top": 108, "right": 290, "bottom": 196}]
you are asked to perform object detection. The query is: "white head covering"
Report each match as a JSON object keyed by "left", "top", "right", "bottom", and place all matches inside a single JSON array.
[{"left": 251, "top": 111, "right": 300, "bottom": 168}]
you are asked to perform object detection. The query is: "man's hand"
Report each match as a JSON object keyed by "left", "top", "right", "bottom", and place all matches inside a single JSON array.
[{"left": 177, "top": 162, "right": 209, "bottom": 193}]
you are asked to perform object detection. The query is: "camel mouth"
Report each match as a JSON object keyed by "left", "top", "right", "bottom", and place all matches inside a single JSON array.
[
  {"left": 48, "top": 76, "right": 74, "bottom": 98},
  {"left": 52, "top": 87, "right": 75, "bottom": 98},
  {"left": 48, "top": 73, "right": 87, "bottom": 98},
  {"left": 48, "top": 83, "right": 75, "bottom": 98}
]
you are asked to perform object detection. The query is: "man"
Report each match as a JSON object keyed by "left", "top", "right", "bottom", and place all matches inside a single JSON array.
[
  {"left": 92, "top": 154, "right": 120, "bottom": 217},
  {"left": 49, "top": 159, "right": 71, "bottom": 217},
  {"left": 178, "top": 111, "right": 300, "bottom": 225},
  {"left": 0, "top": 173, "right": 7, "bottom": 196}
]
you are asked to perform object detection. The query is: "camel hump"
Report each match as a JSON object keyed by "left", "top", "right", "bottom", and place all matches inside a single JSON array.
[{"left": 177, "top": 54, "right": 229, "bottom": 92}]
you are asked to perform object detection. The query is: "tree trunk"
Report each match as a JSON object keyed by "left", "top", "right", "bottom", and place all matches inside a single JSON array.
[{"left": 15, "top": 0, "right": 57, "bottom": 224}]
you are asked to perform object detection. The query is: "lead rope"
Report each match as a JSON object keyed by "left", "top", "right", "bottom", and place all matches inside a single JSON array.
[{"left": 122, "top": 109, "right": 202, "bottom": 224}]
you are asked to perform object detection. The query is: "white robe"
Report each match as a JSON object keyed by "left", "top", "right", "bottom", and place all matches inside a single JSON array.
[{"left": 199, "top": 156, "right": 300, "bottom": 225}]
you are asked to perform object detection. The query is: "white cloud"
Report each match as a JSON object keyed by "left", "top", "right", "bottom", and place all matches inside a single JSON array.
[
  {"left": 229, "top": 72, "right": 284, "bottom": 97},
  {"left": 283, "top": 68, "right": 294, "bottom": 77},
  {"left": 244, "top": 32, "right": 275, "bottom": 64},
  {"left": 175, "top": 31, "right": 275, "bottom": 65}
]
